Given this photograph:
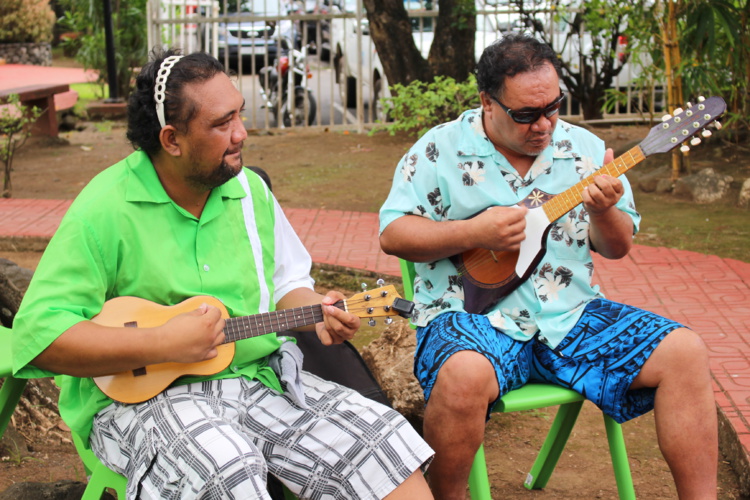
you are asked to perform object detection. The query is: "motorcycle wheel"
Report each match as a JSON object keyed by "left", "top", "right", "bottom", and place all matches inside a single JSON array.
[{"left": 282, "top": 88, "right": 317, "bottom": 127}]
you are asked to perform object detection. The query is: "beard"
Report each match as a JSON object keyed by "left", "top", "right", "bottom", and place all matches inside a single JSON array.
[{"left": 186, "top": 151, "right": 243, "bottom": 190}]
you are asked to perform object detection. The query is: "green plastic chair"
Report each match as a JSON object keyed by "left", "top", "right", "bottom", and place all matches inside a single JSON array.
[
  {"left": 0, "top": 324, "right": 126, "bottom": 499},
  {"left": 399, "top": 259, "right": 636, "bottom": 499},
  {"left": 0, "top": 325, "right": 27, "bottom": 441},
  {"left": 69, "top": 428, "right": 127, "bottom": 500},
  {"left": 4, "top": 325, "right": 300, "bottom": 499}
]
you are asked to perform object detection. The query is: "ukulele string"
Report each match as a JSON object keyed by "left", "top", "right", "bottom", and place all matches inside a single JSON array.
[{"left": 220, "top": 294, "right": 397, "bottom": 342}]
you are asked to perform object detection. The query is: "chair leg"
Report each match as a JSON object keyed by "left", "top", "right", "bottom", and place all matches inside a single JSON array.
[
  {"left": 80, "top": 462, "right": 128, "bottom": 500},
  {"left": 468, "top": 442, "right": 492, "bottom": 500},
  {"left": 524, "top": 400, "right": 584, "bottom": 490},
  {"left": 0, "top": 376, "right": 28, "bottom": 439},
  {"left": 282, "top": 483, "right": 299, "bottom": 500},
  {"left": 604, "top": 414, "right": 636, "bottom": 500}
]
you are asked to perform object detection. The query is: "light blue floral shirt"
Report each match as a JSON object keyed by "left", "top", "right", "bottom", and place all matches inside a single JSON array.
[{"left": 379, "top": 108, "right": 641, "bottom": 349}]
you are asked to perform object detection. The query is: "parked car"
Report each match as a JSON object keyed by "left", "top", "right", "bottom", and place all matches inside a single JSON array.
[{"left": 217, "top": 0, "right": 299, "bottom": 72}]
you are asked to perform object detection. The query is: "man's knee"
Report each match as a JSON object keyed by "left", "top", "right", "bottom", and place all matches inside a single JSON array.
[
  {"left": 432, "top": 350, "right": 499, "bottom": 406},
  {"left": 634, "top": 327, "right": 710, "bottom": 389}
]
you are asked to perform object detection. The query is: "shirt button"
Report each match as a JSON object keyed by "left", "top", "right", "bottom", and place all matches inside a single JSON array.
[
  {"left": 231, "top": 365, "right": 239, "bottom": 373},
  {"left": 203, "top": 264, "right": 210, "bottom": 272},
  {"left": 538, "top": 335, "right": 547, "bottom": 344}
]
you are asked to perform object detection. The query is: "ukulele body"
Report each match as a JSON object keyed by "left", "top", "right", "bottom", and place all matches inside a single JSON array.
[
  {"left": 92, "top": 295, "right": 235, "bottom": 404},
  {"left": 453, "top": 189, "right": 555, "bottom": 314}
]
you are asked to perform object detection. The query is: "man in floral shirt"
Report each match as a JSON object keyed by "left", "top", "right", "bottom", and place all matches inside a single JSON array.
[{"left": 379, "top": 33, "right": 716, "bottom": 499}]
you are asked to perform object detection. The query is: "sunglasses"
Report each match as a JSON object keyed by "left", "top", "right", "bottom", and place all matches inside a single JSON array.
[{"left": 489, "top": 91, "right": 565, "bottom": 124}]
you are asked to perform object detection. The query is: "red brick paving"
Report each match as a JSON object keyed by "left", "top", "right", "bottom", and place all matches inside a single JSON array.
[{"left": 1, "top": 197, "right": 749, "bottom": 479}]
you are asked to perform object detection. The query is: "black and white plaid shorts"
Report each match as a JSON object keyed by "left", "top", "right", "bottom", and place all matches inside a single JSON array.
[{"left": 90, "top": 373, "right": 433, "bottom": 499}]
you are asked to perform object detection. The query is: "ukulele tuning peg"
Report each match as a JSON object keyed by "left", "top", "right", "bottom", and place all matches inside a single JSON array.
[
  {"left": 376, "top": 278, "right": 385, "bottom": 287},
  {"left": 690, "top": 137, "right": 701, "bottom": 146},
  {"left": 687, "top": 102, "right": 693, "bottom": 108},
  {"left": 680, "top": 144, "right": 690, "bottom": 153},
  {"left": 701, "top": 129, "right": 712, "bottom": 138},
  {"left": 661, "top": 114, "right": 672, "bottom": 122},
  {"left": 697, "top": 96, "right": 706, "bottom": 102},
  {"left": 385, "top": 317, "right": 393, "bottom": 325},
  {"left": 360, "top": 282, "right": 368, "bottom": 291},
  {"left": 714, "top": 121, "right": 723, "bottom": 130},
  {"left": 673, "top": 107, "right": 684, "bottom": 115},
  {"left": 368, "top": 319, "right": 376, "bottom": 327}
]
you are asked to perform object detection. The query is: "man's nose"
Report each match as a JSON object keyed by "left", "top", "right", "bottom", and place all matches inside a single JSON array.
[{"left": 232, "top": 116, "right": 248, "bottom": 142}]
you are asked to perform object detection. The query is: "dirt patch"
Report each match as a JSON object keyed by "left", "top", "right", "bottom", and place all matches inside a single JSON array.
[{"left": 1, "top": 122, "right": 748, "bottom": 498}]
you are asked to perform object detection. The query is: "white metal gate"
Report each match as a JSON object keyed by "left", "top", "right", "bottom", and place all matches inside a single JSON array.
[{"left": 146, "top": 0, "right": 662, "bottom": 132}]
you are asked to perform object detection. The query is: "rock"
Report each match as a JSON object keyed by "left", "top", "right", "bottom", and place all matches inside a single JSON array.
[
  {"left": 361, "top": 321, "right": 425, "bottom": 434},
  {"left": 0, "top": 258, "right": 34, "bottom": 293},
  {"left": 636, "top": 165, "right": 671, "bottom": 193},
  {"left": 0, "top": 480, "right": 101, "bottom": 500},
  {"left": 738, "top": 178, "right": 750, "bottom": 208},
  {"left": 673, "top": 168, "right": 734, "bottom": 204},
  {"left": 655, "top": 178, "right": 674, "bottom": 194}
]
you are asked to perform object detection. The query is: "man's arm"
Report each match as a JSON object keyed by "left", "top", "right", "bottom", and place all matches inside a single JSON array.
[
  {"left": 582, "top": 147, "right": 634, "bottom": 259},
  {"left": 583, "top": 175, "right": 634, "bottom": 259},
  {"left": 380, "top": 207, "right": 528, "bottom": 263},
  {"left": 31, "top": 304, "right": 226, "bottom": 377}
]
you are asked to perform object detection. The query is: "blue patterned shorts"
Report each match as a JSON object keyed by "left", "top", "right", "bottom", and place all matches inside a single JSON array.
[{"left": 414, "top": 299, "right": 683, "bottom": 423}]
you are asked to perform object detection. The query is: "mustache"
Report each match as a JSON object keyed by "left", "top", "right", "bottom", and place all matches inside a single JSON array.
[{"left": 224, "top": 145, "right": 243, "bottom": 156}]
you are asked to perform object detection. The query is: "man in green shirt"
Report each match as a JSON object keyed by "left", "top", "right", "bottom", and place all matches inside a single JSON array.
[{"left": 11, "top": 49, "right": 433, "bottom": 499}]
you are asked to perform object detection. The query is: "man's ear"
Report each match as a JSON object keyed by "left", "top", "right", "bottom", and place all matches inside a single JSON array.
[
  {"left": 479, "top": 91, "right": 493, "bottom": 113},
  {"left": 159, "top": 125, "right": 182, "bottom": 157}
]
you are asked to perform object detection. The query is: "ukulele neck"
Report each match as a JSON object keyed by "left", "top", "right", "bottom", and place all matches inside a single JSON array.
[
  {"left": 541, "top": 145, "right": 646, "bottom": 222},
  {"left": 222, "top": 303, "right": 335, "bottom": 343}
]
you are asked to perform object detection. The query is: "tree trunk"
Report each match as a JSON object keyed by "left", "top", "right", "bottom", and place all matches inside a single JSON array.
[
  {"left": 363, "top": 0, "right": 477, "bottom": 87},
  {"left": 428, "top": 0, "right": 477, "bottom": 81},
  {"left": 362, "top": 0, "right": 432, "bottom": 86}
]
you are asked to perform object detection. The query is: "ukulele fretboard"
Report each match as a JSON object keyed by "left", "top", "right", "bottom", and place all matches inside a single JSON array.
[{"left": 542, "top": 145, "right": 646, "bottom": 222}]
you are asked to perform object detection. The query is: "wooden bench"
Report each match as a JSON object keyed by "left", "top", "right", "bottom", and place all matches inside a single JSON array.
[{"left": 0, "top": 83, "right": 71, "bottom": 137}]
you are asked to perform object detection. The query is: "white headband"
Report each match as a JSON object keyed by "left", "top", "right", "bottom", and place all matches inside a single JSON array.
[{"left": 154, "top": 55, "right": 185, "bottom": 129}]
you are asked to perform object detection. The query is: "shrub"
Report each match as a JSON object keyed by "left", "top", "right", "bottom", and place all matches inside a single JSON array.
[
  {"left": 1, "top": 94, "right": 43, "bottom": 198},
  {"left": 59, "top": 0, "right": 148, "bottom": 100},
  {"left": 377, "top": 75, "right": 481, "bottom": 138},
  {"left": 0, "top": 0, "right": 56, "bottom": 44}
]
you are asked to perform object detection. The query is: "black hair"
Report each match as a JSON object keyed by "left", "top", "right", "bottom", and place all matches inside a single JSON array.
[
  {"left": 126, "top": 48, "right": 226, "bottom": 156},
  {"left": 476, "top": 33, "right": 562, "bottom": 99}
]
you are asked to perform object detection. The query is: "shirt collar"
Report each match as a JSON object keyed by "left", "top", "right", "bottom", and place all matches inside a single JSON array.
[
  {"left": 455, "top": 108, "right": 581, "bottom": 161},
  {"left": 124, "top": 150, "right": 248, "bottom": 204}
]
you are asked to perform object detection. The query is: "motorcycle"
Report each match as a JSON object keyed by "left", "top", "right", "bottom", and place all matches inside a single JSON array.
[{"left": 258, "top": 41, "right": 317, "bottom": 127}]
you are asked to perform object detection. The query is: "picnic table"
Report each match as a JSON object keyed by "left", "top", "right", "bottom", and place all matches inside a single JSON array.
[{"left": 0, "top": 83, "right": 71, "bottom": 137}]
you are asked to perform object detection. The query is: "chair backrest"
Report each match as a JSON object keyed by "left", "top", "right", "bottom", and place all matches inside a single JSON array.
[
  {"left": 1, "top": 325, "right": 28, "bottom": 440},
  {"left": 399, "top": 259, "right": 417, "bottom": 301},
  {"left": 0, "top": 326, "right": 13, "bottom": 378}
]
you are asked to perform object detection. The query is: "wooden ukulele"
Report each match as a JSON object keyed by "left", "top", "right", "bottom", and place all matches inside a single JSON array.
[
  {"left": 453, "top": 96, "right": 727, "bottom": 314},
  {"left": 92, "top": 285, "right": 413, "bottom": 404}
]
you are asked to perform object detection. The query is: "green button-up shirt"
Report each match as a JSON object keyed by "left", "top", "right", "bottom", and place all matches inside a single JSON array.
[{"left": 12, "top": 150, "right": 314, "bottom": 444}]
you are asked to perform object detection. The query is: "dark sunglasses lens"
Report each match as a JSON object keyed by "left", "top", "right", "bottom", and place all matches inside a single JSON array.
[
  {"left": 546, "top": 99, "right": 563, "bottom": 115},
  {"left": 512, "top": 97, "right": 563, "bottom": 124},
  {"left": 511, "top": 111, "right": 541, "bottom": 124}
]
